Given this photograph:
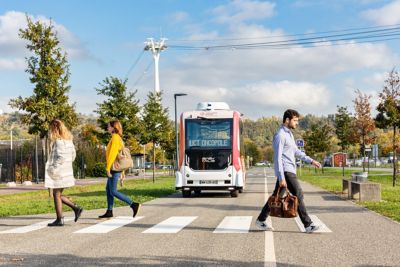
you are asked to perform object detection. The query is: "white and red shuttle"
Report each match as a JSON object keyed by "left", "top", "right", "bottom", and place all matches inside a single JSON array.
[{"left": 175, "top": 102, "right": 246, "bottom": 197}]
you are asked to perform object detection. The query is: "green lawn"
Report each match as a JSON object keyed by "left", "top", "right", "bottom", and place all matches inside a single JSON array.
[
  {"left": 0, "top": 176, "right": 176, "bottom": 217},
  {"left": 298, "top": 167, "right": 400, "bottom": 223}
]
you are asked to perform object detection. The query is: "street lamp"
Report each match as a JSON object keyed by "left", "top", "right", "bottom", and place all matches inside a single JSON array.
[{"left": 174, "top": 93, "right": 187, "bottom": 171}]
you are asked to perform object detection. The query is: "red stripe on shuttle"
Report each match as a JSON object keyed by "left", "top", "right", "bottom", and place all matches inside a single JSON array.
[
  {"left": 179, "top": 114, "right": 185, "bottom": 168},
  {"left": 233, "top": 112, "right": 240, "bottom": 171}
]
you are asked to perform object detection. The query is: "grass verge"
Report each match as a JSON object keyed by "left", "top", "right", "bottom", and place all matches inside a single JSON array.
[
  {"left": 0, "top": 176, "right": 176, "bottom": 217},
  {"left": 298, "top": 167, "right": 400, "bottom": 223}
]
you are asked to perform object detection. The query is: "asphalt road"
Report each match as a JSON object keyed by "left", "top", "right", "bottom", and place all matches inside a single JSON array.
[{"left": 0, "top": 168, "right": 399, "bottom": 266}]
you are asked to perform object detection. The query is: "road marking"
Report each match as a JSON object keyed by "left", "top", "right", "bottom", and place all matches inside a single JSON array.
[
  {"left": 263, "top": 168, "right": 277, "bottom": 267},
  {"left": 294, "top": 215, "right": 332, "bottom": 233},
  {"left": 0, "top": 217, "right": 74, "bottom": 234},
  {"left": 213, "top": 216, "right": 252, "bottom": 233},
  {"left": 143, "top": 216, "right": 197, "bottom": 234},
  {"left": 74, "top": 216, "right": 144, "bottom": 234}
]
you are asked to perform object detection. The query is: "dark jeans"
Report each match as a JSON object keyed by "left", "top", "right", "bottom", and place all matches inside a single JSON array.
[
  {"left": 257, "top": 171, "right": 312, "bottom": 227},
  {"left": 106, "top": 171, "right": 132, "bottom": 210}
]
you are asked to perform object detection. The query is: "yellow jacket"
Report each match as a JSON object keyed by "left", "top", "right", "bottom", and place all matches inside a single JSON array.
[{"left": 106, "top": 133, "right": 123, "bottom": 171}]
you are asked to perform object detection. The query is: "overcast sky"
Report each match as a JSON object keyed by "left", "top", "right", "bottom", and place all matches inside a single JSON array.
[{"left": 1, "top": 0, "right": 400, "bottom": 119}]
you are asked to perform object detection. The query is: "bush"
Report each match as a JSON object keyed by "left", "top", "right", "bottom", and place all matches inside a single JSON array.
[{"left": 92, "top": 162, "right": 107, "bottom": 177}]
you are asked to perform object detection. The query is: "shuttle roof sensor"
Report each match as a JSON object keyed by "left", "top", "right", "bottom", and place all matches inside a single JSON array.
[{"left": 196, "top": 102, "right": 230, "bottom": 111}]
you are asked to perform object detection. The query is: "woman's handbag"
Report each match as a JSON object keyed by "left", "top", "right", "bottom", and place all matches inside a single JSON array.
[
  {"left": 267, "top": 186, "right": 298, "bottom": 218},
  {"left": 112, "top": 144, "right": 133, "bottom": 172}
]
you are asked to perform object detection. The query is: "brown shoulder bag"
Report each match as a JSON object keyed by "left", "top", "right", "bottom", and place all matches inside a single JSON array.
[{"left": 267, "top": 186, "right": 298, "bottom": 218}]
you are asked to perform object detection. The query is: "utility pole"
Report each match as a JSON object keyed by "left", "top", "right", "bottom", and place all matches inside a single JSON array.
[{"left": 144, "top": 38, "right": 167, "bottom": 93}]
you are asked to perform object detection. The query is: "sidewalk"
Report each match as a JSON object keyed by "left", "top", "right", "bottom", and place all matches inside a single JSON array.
[{"left": 0, "top": 171, "right": 172, "bottom": 196}]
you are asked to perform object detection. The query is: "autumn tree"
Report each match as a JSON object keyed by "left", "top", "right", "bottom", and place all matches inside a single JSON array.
[
  {"left": 375, "top": 69, "right": 400, "bottom": 186},
  {"left": 353, "top": 89, "right": 376, "bottom": 172},
  {"left": 9, "top": 16, "right": 78, "bottom": 155}
]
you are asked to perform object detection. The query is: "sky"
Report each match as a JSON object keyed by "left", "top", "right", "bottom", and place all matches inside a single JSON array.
[{"left": 1, "top": 0, "right": 400, "bottom": 119}]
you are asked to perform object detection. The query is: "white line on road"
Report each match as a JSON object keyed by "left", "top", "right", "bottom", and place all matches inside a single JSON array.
[
  {"left": 142, "top": 216, "right": 197, "bottom": 234},
  {"left": 213, "top": 216, "right": 252, "bottom": 233},
  {"left": 74, "top": 216, "right": 144, "bottom": 234},
  {"left": 294, "top": 215, "right": 332, "bottom": 233},
  {"left": 0, "top": 217, "right": 74, "bottom": 234},
  {"left": 263, "top": 168, "right": 277, "bottom": 267}
]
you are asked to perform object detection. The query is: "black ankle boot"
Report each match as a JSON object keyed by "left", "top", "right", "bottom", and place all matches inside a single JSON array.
[
  {"left": 130, "top": 202, "right": 141, "bottom": 218},
  {"left": 74, "top": 206, "right": 83, "bottom": 222},
  {"left": 98, "top": 210, "right": 113, "bottom": 218},
  {"left": 48, "top": 217, "right": 64, "bottom": 227}
]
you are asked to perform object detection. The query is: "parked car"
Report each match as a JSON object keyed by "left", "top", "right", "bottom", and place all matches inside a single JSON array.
[{"left": 255, "top": 161, "right": 271, "bottom": 167}]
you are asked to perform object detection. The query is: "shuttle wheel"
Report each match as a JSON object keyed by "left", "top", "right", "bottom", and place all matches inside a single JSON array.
[
  {"left": 230, "top": 190, "right": 239, "bottom": 198},
  {"left": 182, "top": 190, "right": 191, "bottom": 198},
  {"left": 239, "top": 188, "right": 244, "bottom": 193}
]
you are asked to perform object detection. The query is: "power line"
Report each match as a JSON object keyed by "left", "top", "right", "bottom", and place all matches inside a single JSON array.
[
  {"left": 132, "top": 60, "right": 153, "bottom": 88},
  {"left": 168, "top": 23, "right": 400, "bottom": 43},
  {"left": 167, "top": 25, "right": 400, "bottom": 51},
  {"left": 124, "top": 50, "right": 145, "bottom": 80}
]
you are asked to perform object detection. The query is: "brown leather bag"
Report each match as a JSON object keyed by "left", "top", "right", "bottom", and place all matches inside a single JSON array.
[{"left": 267, "top": 187, "right": 298, "bottom": 218}]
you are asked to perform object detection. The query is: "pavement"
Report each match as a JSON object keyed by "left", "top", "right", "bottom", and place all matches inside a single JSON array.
[{"left": 0, "top": 167, "right": 399, "bottom": 266}]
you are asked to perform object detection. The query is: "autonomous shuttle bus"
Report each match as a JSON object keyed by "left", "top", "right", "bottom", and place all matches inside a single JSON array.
[{"left": 175, "top": 102, "right": 246, "bottom": 197}]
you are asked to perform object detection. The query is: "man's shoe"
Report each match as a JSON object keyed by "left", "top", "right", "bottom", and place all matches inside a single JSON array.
[
  {"left": 48, "top": 218, "right": 64, "bottom": 227},
  {"left": 98, "top": 210, "right": 113, "bottom": 219},
  {"left": 130, "top": 202, "right": 141, "bottom": 218},
  {"left": 305, "top": 223, "right": 320, "bottom": 233},
  {"left": 74, "top": 206, "right": 83, "bottom": 222},
  {"left": 255, "top": 219, "right": 274, "bottom": 231}
]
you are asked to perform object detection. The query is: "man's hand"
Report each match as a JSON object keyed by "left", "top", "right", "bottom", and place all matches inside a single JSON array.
[
  {"left": 279, "top": 179, "right": 287, "bottom": 188},
  {"left": 311, "top": 160, "right": 322, "bottom": 169},
  {"left": 107, "top": 170, "right": 112, "bottom": 178}
]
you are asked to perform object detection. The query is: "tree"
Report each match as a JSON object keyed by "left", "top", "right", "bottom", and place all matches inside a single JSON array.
[
  {"left": 353, "top": 89, "right": 376, "bottom": 172},
  {"left": 375, "top": 69, "right": 400, "bottom": 186},
  {"left": 95, "top": 76, "right": 142, "bottom": 151},
  {"left": 303, "top": 122, "right": 333, "bottom": 172},
  {"left": 244, "top": 138, "right": 262, "bottom": 163},
  {"left": 9, "top": 16, "right": 78, "bottom": 147},
  {"left": 141, "top": 91, "right": 173, "bottom": 182},
  {"left": 335, "top": 106, "right": 354, "bottom": 176}
]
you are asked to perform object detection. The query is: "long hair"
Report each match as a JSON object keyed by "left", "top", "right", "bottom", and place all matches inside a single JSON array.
[
  {"left": 49, "top": 119, "right": 73, "bottom": 141},
  {"left": 109, "top": 120, "right": 123, "bottom": 137}
]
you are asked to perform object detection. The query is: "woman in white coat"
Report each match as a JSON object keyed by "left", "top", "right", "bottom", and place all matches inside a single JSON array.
[{"left": 45, "top": 119, "right": 83, "bottom": 227}]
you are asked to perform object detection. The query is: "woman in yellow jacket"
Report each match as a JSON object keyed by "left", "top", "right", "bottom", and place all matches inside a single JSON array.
[{"left": 98, "top": 120, "right": 140, "bottom": 218}]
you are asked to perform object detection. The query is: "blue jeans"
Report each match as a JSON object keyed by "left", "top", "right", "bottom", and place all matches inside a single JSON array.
[{"left": 106, "top": 171, "right": 132, "bottom": 210}]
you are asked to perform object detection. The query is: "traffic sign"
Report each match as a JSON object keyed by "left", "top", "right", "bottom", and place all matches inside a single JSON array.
[{"left": 296, "top": 139, "right": 304, "bottom": 147}]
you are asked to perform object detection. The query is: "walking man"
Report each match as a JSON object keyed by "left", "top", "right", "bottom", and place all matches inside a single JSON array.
[{"left": 256, "top": 109, "right": 322, "bottom": 233}]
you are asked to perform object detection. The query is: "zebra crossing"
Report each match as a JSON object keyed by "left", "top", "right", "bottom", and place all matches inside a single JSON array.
[{"left": 0, "top": 215, "right": 331, "bottom": 235}]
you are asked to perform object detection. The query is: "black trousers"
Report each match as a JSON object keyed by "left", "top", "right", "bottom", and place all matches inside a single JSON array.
[{"left": 257, "top": 171, "right": 312, "bottom": 227}]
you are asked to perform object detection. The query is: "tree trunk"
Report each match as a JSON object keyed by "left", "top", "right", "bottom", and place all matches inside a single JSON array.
[
  {"left": 393, "top": 126, "right": 397, "bottom": 187},
  {"left": 342, "top": 150, "right": 345, "bottom": 177},
  {"left": 152, "top": 143, "right": 156, "bottom": 183},
  {"left": 362, "top": 134, "right": 366, "bottom": 172}
]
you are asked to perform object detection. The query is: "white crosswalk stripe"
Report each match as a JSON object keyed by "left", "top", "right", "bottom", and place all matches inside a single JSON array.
[
  {"left": 74, "top": 216, "right": 144, "bottom": 234},
  {"left": 142, "top": 216, "right": 197, "bottom": 234},
  {"left": 0, "top": 215, "right": 333, "bottom": 235},
  {"left": 0, "top": 217, "right": 74, "bottom": 234},
  {"left": 213, "top": 216, "right": 252, "bottom": 233},
  {"left": 294, "top": 215, "right": 332, "bottom": 233}
]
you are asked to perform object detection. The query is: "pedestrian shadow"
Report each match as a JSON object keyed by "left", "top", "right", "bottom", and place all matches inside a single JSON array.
[{"left": 0, "top": 253, "right": 305, "bottom": 266}]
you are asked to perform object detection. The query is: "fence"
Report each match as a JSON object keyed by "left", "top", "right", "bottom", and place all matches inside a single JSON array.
[{"left": 0, "top": 139, "right": 45, "bottom": 183}]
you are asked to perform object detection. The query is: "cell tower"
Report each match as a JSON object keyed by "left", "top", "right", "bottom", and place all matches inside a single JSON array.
[{"left": 144, "top": 38, "right": 167, "bottom": 93}]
